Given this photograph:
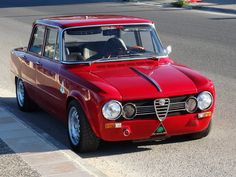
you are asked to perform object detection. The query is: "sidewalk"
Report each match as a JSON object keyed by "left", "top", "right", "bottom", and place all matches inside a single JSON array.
[
  {"left": 186, "top": 0, "right": 236, "bottom": 15},
  {"left": 0, "top": 106, "right": 106, "bottom": 177},
  {"left": 129, "top": 0, "right": 236, "bottom": 15}
]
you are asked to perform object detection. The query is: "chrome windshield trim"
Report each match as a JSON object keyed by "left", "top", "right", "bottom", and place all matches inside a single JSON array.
[
  {"left": 61, "top": 23, "right": 167, "bottom": 63},
  {"left": 130, "top": 67, "right": 162, "bottom": 92}
]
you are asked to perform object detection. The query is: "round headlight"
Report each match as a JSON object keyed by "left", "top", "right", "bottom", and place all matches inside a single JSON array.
[
  {"left": 197, "top": 91, "right": 213, "bottom": 110},
  {"left": 102, "top": 100, "right": 122, "bottom": 120},
  {"left": 123, "top": 103, "right": 136, "bottom": 119},
  {"left": 185, "top": 97, "right": 198, "bottom": 113}
]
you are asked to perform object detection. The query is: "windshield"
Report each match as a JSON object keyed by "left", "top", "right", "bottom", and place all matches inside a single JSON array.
[{"left": 63, "top": 24, "right": 165, "bottom": 62}]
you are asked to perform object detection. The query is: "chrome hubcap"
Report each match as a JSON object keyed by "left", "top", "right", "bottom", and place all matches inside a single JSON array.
[
  {"left": 17, "top": 80, "right": 25, "bottom": 107},
  {"left": 68, "top": 106, "right": 80, "bottom": 145}
]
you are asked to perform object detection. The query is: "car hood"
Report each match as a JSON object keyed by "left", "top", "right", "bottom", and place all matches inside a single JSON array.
[{"left": 89, "top": 64, "right": 203, "bottom": 100}]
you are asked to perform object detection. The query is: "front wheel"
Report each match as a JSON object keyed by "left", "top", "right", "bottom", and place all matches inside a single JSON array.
[{"left": 67, "top": 100, "right": 100, "bottom": 152}]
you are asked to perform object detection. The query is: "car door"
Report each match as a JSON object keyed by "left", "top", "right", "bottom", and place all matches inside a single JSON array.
[
  {"left": 36, "top": 26, "right": 65, "bottom": 116},
  {"left": 21, "top": 25, "right": 45, "bottom": 100}
]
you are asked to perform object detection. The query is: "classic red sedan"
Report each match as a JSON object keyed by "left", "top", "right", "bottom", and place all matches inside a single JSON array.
[{"left": 10, "top": 15, "right": 215, "bottom": 152}]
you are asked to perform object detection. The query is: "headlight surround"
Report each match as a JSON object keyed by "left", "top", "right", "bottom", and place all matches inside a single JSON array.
[
  {"left": 102, "top": 100, "right": 122, "bottom": 120},
  {"left": 197, "top": 91, "right": 213, "bottom": 111},
  {"left": 185, "top": 96, "right": 198, "bottom": 113}
]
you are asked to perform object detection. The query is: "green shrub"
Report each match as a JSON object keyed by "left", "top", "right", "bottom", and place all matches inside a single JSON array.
[{"left": 172, "top": 0, "right": 189, "bottom": 7}]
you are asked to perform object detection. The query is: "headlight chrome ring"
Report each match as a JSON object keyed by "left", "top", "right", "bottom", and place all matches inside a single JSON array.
[
  {"left": 102, "top": 100, "right": 122, "bottom": 120},
  {"left": 197, "top": 91, "right": 213, "bottom": 111}
]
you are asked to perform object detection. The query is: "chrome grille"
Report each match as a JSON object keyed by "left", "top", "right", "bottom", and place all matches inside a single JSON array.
[
  {"left": 169, "top": 102, "right": 186, "bottom": 112},
  {"left": 134, "top": 96, "right": 188, "bottom": 119},
  {"left": 154, "top": 98, "right": 170, "bottom": 121},
  {"left": 136, "top": 102, "right": 186, "bottom": 115}
]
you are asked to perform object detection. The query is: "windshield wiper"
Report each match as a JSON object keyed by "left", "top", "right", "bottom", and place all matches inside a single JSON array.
[
  {"left": 117, "top": 53, "right": 144, "bottom": 58},
  {"left": 90, "top": 53, "right": 143, "bottom": 64},
  {"left": 89, "top": 53, "right": 163, "bottom": 65},
  {"left": 90, "top": 57, "right": 113, "bottom": 64}
]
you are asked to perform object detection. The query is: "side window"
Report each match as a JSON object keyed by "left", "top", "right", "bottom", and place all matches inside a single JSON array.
[
  {"left": 44, "top": 28, "right": 59, "bottom": 60},
  {"left": 29, "top": 25, "right": 45, "bottom": 55}
]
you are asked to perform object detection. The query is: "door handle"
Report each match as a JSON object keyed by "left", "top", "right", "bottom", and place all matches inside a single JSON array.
[
  {"left": 18, "top": 53, "right": 25, "bottom": 58},
  {"left": 19, "top": 53, "right": 27, "bottom": 60},
  {"left": 36, "top": 61, "right": 42, "bottom": 66}
]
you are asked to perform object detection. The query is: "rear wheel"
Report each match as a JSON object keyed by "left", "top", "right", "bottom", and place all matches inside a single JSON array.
[
  {"left": 67, "top": 100, "right": 100, "bottom": 152},
  {"left": 187, "top": 120, "right": 212, "bottom": 140},
  {"left": 16, "top": 78, "right": 35, "bottom": 112}
]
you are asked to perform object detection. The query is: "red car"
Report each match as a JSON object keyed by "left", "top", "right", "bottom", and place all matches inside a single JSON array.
[{"left": 10, "top": 15, "right": 215, "bottom": 152}]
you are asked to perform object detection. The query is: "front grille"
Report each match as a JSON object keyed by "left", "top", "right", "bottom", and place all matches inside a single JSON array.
[
  {"left": 154, "top": 98, "right": 170, "bottom": 121},
  {"left": 136, "top": 101, "right": 186, "bottom": 115},
  {"left": 126, "top": 95, "right": 189, "bottom": 120}
]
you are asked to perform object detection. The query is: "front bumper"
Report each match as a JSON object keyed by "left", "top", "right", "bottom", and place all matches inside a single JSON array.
[{"left": 99, "top": 112, "right": 212, "bottom": 141}]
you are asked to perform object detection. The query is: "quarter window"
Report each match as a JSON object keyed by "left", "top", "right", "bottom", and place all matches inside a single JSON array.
[
  {"left": 44, "top": 28, "right": 59, "bottom": 60},
  {"left": 29, "top": 25, "right": 45, "bottom": 55}
]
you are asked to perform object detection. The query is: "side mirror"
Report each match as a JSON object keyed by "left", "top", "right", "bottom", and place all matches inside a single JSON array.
[
  {"left": 166, "top": 45, "right": 172, "bottom": 55},
  {"left": 23, "top": 47, "right": 27, "bottom": 52}
]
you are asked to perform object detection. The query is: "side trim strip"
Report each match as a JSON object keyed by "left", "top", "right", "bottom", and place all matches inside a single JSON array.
[{"left": 130, "top": 67, "right": 162, "bottom": 92}]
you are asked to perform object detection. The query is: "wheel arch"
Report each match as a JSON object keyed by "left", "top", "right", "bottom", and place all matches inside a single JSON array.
[{"left": 66, "top": 91, "right": 101, "bottom": 138}]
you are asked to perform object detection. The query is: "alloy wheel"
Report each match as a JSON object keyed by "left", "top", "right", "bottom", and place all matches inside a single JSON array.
[
  {"left": 17, "top": 79, "right": 25, "bottom": 107},
  {"left": 68, "top": 106, "right": 81, "bottom": 145}
]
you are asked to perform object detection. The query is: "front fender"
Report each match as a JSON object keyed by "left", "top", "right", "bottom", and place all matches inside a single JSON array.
[{"left": 67, "top": 89, "right": 103, "bottom": 138}]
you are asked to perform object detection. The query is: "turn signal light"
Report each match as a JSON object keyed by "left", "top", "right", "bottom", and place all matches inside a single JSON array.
[
  {"left": 198, "top": 111, "right": 212, "bottom": 119},
  {"left": 105, "top": 123, "right": 122, "bottom": 129}
]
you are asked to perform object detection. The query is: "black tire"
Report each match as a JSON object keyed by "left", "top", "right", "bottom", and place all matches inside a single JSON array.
[
  {"left": 187, "top": 120, "right": 212, "bottom": 140},
  {"left": 16, "top": 78, "right": 35, "bottom": 112},
  {"left": 67, "top": 100, "right": 100, "bottom": 152}
]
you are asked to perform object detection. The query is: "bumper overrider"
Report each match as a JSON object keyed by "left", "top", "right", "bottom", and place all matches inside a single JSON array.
[{"left": 99, "top": 92, "right": 215, "bottom": 141}]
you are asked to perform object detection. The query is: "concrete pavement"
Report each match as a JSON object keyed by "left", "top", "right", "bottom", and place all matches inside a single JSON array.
[
  {"left": 186, "top": 0, "right": 236, "bottom": 15},
  {"left": 0, "top": 138, "right": 40, "bottom": 177},
  {"left": 131, "top": 0, "right": 236, "bottom": 15},
  {"left": 0, "top": 106, "right": 106, "bottom": 177}
]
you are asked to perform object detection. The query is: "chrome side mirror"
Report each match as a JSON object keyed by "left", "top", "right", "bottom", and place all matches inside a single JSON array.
[
  {"left": 23, "top": 47, "right": 27, "bottom": 52},
  {"left": 166, "top": 45, "right": 172, "bottom": 55}
]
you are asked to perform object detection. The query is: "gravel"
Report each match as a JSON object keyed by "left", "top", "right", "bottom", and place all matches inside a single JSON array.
[{"left": 0, "top": 138, "right": 41, "bottom": 177}]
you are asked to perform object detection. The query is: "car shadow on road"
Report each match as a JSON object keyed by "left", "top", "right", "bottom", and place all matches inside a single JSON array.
[{"left": 80, "top": 135, "right": 194, "bottom": 158}]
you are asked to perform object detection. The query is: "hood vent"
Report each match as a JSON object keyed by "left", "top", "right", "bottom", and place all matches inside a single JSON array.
[{"left": 130, "top": 67, "right": 162, "bottom": 92}]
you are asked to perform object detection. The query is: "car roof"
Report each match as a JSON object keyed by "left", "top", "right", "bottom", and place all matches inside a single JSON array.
[{"left": 35, "top": 15, "right": 153, "bottom": 28}]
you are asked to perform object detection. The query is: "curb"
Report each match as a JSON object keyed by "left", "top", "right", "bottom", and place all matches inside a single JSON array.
[
  {"left": 0, "top": 104, "right": 107, "bottom": 177},
  {"left": 192, "top": 6, "right": 236, "bottom": 15},
  {"left": 123, "top": 1, "right": 236, "bottom": 15},
  {"left": 170, "top": 2, "right": 236, "bottom": 15}
]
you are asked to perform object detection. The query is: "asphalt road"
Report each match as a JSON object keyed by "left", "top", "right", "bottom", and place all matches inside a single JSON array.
[{"left": 0, "top": 1, "right": 236, "bottom": 177}]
